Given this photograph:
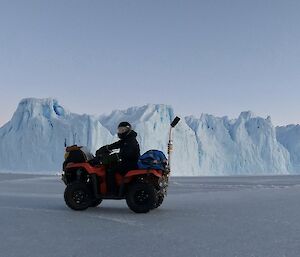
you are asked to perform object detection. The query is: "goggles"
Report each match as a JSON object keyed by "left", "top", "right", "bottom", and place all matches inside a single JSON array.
[{"left": 117, "top": 126, "right": 130, "bottom": 134}]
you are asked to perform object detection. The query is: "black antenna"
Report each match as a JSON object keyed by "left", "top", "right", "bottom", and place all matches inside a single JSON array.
[
  {"left": 64, "top": 138, "right": 67, "bottom": 147},
  {"left": 171, "top": 116, "right": 180, "bottom": 128},
  {"left": 167, "top": 116, "right": 181, "bottom": 172}
]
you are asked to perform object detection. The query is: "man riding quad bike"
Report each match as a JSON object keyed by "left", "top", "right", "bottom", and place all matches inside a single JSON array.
[
  {"left": 62, "top": 117, "right": 180, "bottom": 213},
  {"left": 96, "top": 121, "right": 140, "bottom": 195}
]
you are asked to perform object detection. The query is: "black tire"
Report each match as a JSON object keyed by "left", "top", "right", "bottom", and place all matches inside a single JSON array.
[
  {"left": 89, "top": 199, "right": 103, "bottom": 207},
  {"left": 154, "top": 193, "right": 164, "bottom": 209},
  {"left": 64, "top": 182, "right": 92, "bottom": 211},
  {"left": 126, "top": 182, "right": 157, "bottom": 213}
]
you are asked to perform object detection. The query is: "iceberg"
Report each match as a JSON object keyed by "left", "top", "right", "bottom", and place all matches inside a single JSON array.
[{"left": 0, "top": 98, "right": 298, "bottom": 175}]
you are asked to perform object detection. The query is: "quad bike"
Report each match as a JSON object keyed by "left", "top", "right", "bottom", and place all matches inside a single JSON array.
[{"left": 61, "top": 117, "right": 180, "bottom": 213}]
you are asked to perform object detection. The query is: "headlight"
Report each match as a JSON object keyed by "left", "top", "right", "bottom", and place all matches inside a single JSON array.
[{"left": 64, "top": 152, "right": 69, "bottom": 160}]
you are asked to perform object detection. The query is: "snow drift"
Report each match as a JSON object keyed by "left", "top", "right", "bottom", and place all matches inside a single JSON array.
[{"left": 0, "top": 98, "right": 298, "bottom": 175}]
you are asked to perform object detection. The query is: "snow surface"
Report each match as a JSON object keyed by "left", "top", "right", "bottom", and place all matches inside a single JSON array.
[
  {"left": 0, "top": 98, "right": 299, "bottom": 175},
  {"left": 1, "top": 173, "right": 300, "bottom": 257}
]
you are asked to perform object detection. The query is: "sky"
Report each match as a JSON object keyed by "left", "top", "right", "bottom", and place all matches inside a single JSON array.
[{"left": 0, "top": 0, "right": 299, "bottom": 127}]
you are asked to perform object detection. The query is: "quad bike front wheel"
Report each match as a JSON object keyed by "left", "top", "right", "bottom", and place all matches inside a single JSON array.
[
  {"left": 64, "top": 182, "right": 92, "bottom": 211},
  {"left": 126, "top": 182, "right": 157, "bottom": 213}
]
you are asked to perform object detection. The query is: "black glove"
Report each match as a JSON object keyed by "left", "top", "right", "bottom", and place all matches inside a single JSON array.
[{"left": 96, "top": 145, "right": 111, "bottom": 157}]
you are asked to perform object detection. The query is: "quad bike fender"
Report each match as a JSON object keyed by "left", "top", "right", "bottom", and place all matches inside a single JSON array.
[
  {"left": 121, "top": 169, "right": 163, "bottom": 185},
  {"left": 65, "top": 162, "right": 105, "bottom": 176},
  {"left": 124, "top": 169, "right": 163, "bottom": 178}
]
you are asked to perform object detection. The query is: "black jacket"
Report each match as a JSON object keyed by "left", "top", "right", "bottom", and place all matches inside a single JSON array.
[{"left": 107, "top": 130, "right": 140, "bottom": 171}]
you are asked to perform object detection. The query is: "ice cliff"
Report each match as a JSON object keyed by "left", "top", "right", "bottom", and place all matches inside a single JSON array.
[{"left": 0, "top": 98, "right": 298, "bottom": 175}]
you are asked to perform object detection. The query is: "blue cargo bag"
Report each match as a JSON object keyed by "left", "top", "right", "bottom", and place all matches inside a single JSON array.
[{"left": 138, "top": 150, "right": 168, "bottom": 170}]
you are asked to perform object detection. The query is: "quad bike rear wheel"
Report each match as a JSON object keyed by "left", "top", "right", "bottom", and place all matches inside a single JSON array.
[
  {"left": 154, "top": 193, "right": 164, "bottom": 208},
  {"left": 126, "top": 182, "right": 157, "bottom": 213},
  {"left": 64, "top": 182, "right": 91, "bottom": 211}
]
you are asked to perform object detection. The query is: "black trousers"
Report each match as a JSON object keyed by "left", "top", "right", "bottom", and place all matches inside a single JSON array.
[{"left": 106, "top": 165, "right": 129, "bottom": 194}]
